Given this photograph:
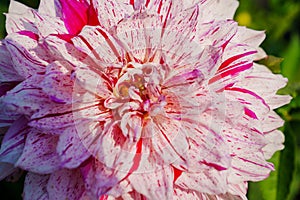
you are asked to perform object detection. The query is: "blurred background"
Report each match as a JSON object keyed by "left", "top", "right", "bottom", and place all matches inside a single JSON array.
[{"left": 0, "top": 0, "right": 299, "bottom": 199}]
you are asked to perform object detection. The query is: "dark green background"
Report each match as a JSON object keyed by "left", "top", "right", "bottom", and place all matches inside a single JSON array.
[{"left": 0, "top": 0, "right": 299, "bottom": 200}]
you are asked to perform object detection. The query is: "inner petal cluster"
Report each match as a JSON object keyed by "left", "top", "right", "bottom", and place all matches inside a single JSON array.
[{"left": 104, "top": 62, "right": 167, "bottom": 141}]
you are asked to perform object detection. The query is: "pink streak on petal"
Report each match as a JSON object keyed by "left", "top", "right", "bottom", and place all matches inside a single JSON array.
[
  {"left": 244, "top": 107, "right": 258, "bottom": 119},
  {"left": 60, "top": 0, "right": 89, "bottom": 35}
]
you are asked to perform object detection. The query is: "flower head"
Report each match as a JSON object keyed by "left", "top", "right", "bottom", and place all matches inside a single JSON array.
[{"left": 0, "top": 0, "right": 291, "bottom": 200}]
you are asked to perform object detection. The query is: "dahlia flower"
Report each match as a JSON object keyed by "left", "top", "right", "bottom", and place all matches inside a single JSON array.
[{"left": 0, "top": 0, "right": 291, "bottom": 199}]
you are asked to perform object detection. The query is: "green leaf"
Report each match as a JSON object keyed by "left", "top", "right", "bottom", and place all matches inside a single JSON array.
[
  {"left": 259, "top": 152, "right": 281, "bottom": 200},
  {"left": 276, "top": 123, "right": 296, "bottom": 200},
  {"left": 258, "top": 55, "right": 284, "bottom": 74},
  {"left": 282, "top": 34, "right": 300, "bottom": 82},
  {"left": 247, "top": 151, "right": 281, "bottom": 200}
]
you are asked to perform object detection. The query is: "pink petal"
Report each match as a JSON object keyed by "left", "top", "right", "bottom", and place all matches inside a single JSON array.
[
  {"left": 144, "top": 116, "right": 189, "bottom": 166},
  {"left": 227, "top": 182, "right": 248, "bottom": 199},
  {"left": 232, "top": 27, "right": 266, "bottom": 48},
  {"left": 262, "top": 130, "right": 285, "bottom": 159},
  {"left": 92, "top": 0, "right": 134, "bottom": 29},
  {"left": 235, "top": 64, "right": 288, "bottom": 96},
  {"left": 4, "top": 32, "right": 48, "bottom": 78},
  {"left": 59, "top": 0, "right": 94, "bottom": 35},
  {"left": 143, "top": 0, "right": 183, "bottom": 25},
  {"left": 29, "top": 96, "right": 103, "bottom": 132},
  {"left": 5, "top": 0, "right": 37, "bottom": 34},
  {"left": 120, "top": 112, "right": 143, "bottom": 141},
  {"left": 31, "top": 10, "right": 69, "bottom": 37},
  {"left": 0, "top": 41, "right": 23, "bottom": 82},
  {"left": 229, "top": 153, "right": 274, "bottom": 182},
  {"left": 72, "top": 26, "right": 123, "bottom": 63},
  {"left": 224, "top": 87, "right": 270, "bottom": 121},
  {"left": 262, "top": 110, "right": 285, "bottom": 133},
  {"left": 161, "top": 4, "right": 199, "bottom": 61},
  {"left": 128, "top": 166, "right": 173, "bottom": 199},
  {"left": 38, "top": 0, "right": 62, "bottom": 17},
  {"left": 266, "top": 94, "right": 292, "bottom": 110},
  {"left": 0, "top": 75, "right": 50, "bottom": 116},
  {"left": 178, "top": 121, "right": 231, "bottom": 173},
  {"left": 44, "top": 34, "right": 95, "bottom": 67},
  {"left": 199, "top": 0, "right": 239, "bottom": 22},
  {"left": 176, "top": 169, "right": 228, "bottom": 194},
  {"left": 196, "top": 20, "right": 238, "bottom": 48},
  {"left": 57, "top": 126, "right": 91, "bottom": 168},
  {"left": 46, "top": 168, "right": 85, "bottom": 200},
  {"left": 112, "top": 13, "right": 162, "bottom": 63},
  {"left": 87, "top": 122, "right": 138, "bottom": 172},
  {"left": 40, "top": 61, "right": 74, "bottom": 104},
  {"left": 83, "top": 159, "right": 131, "bottom": 198},
  {"left": 235, "top": 63, "right": 291, "bottom": 109},
  {"left": 173, "top": 186, "right": 199, "bottom": 199},
  {"left": 0, "top": 117, "right": 28, "bottom": 164},
  {"left": 15, "top": 130, "right": 61, "bottom": 174},
  {"left": 23, "top": 172, "right": 49, "bottom": 200},
  {"left": 74, "top": 64, "right": 113, "bottom": 99}
]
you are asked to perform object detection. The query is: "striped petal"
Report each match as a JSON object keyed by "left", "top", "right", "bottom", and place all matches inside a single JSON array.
[
  {"left": 23, "top": 173, "right": 49, "bottom": 200},
  {"left": 46, "top": 168, "right": 85, "bottom": 200},
  {"left": 15, "top": 130, "right": 61, "bottom": 174}
]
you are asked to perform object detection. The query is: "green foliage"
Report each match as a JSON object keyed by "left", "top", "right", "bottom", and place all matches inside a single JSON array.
[{"left": 236, "top": 0, "right": 300, "bottom": 199}]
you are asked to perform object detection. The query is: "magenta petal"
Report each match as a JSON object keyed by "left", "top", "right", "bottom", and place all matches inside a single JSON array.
[
  {"left": 47, "top": 168, "right": 85, "bottom": 200},
  {"left": 23, "top": 172, "right": 49, "bottom": 200},
  {"left": 15, "top": 130, "right": 61, "bottom": 174},
  {"left": 60, "top": 0, "right": 90, "bottom": 35}
]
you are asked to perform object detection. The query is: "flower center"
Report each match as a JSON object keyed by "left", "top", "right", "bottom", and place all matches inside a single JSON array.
[{"left": 104, "top": 62, "right": 167, "bottom": 141}]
